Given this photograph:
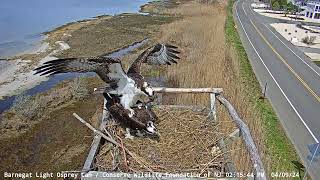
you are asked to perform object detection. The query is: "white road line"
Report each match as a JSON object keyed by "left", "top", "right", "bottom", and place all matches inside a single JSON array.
[
  {"left": 244, "top": 1, "right": 320, "bottom": 76},
  {"left": 235, "top": 0, "right": 319, "bottom": 143},
  {"left": 242, "top": 2, "right": 247, "bottom": 15},
  {"left": 264, "top": 24, "right": 320, "bottom": 77}
]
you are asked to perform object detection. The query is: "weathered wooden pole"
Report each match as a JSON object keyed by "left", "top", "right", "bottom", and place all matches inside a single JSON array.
[
  {"left": 152, "top": 87, "right": 223, "bottom": 94},
  {"left": 216, "top": 95, "right": 266, "bottom": 180},
  {"left": 209, "top": 93, "right": 217, "bottom": 121}
]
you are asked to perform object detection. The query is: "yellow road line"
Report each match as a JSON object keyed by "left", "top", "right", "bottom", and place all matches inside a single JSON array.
[{"left": 249, "top": 19, "right": 320, "bottom": 103}]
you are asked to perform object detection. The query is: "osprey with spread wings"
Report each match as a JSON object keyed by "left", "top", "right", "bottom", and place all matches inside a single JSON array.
[{"left": 34, "top": 43, "right": 180, "bottom": 117}]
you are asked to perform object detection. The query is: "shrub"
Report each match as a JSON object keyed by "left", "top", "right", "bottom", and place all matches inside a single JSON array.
[
  {"left": 302, "top": 36, "right": 316, "bottom": 44},
  {"left": 272, "top": 1, "right": 281, "bottom": 10}
]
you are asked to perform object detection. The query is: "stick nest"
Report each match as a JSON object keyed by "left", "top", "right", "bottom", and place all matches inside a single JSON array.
[{"left": 95, "top": 107, "right": 225, "bottom": 174}]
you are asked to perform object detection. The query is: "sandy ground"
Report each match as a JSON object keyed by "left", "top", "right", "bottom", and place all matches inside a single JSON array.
[
  {"left": 0, "top": 41, "right": 70, "bottom": 99},
  {"left": 253, "top": 6, "right": 320, "bottom": 61},
  {"left": 269, "top": 23, "right": 320, "bottom": 61},
  {"left": 270, "top": 23, "right": 320, "bottom": 48},
  {"left": 303, "top": 25, "right": 320, "bottom": 33},
  {"left": 305, "top": 52, "right": 320, "bottom": 60},
  {"left": 253, "top": 8, "right": 320, "bottom": 24},
  {"left": 19, "top": 41, "right": 50, "bottom": 56}
]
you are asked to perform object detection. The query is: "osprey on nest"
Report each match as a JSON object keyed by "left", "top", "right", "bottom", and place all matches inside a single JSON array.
[
  {"left": 34, "top": 43, "right": 180, "bottom": 117},
  {"left": 103, "top": 93, "right": 159, "bottom": 138}
]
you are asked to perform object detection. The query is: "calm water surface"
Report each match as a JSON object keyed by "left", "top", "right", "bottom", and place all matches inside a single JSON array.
[{"left": 0, "top": 0, "right": 150, "bottom": 57}]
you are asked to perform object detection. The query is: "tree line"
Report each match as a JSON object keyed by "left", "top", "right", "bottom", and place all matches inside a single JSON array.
[{"left": 271, "top": 0, "right": 298, "bottom": 12}]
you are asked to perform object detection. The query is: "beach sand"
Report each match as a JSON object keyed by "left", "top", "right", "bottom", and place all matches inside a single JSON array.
[
  {"left": 253, "top": 8, "right": 320, "bottom": 24},
  {"left": 0, "top": 41, "right": 70, "bottom": 99},
  {"left": 270, "top": 23, "right": 320, "bottom": 48}
]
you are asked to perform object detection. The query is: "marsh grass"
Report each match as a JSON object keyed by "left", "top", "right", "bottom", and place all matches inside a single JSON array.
[{"left": 1, "top": 77, "right": 90, "bottom": 139}]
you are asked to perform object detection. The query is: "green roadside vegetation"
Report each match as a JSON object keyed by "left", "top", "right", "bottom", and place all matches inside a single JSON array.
[
  {"left": 271, "top": 0, "right": 296, "bottom": 12},
  {"left": 225, "top": 0, "right": 302, "bottom": 175}
]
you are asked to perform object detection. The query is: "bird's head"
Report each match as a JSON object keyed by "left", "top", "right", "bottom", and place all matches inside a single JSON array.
[
  {"left": 146, "top": 121, "right": 157, "bottom": 135},
  {"left": 142, "top": 82, "right": 154, "bottom": 97}
]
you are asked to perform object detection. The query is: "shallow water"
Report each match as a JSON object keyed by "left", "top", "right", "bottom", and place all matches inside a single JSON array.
[
  {"left": 0, "top": 0, "right": 150, "bottom": 58},
  {"left": 0, "top": 60, "right": 14, "bottom": 71},
  {"left": 0, "top": 39, "right": 148, "bottom": 114}
]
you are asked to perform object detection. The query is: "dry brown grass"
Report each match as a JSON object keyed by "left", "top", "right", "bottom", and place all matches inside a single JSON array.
[{"left": 150, "top": 0, "right": 265, "bottom": 175}]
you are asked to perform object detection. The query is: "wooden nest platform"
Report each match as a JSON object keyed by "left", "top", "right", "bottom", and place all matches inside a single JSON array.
[
  {"left": 95, "top": 107, "right": 224, "bottom": 174},
  {"left": 78, "top": 88, "right": 266, "bottom": 179}
]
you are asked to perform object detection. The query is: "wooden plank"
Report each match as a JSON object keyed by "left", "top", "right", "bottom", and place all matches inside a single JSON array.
[
  {"left": 216, "top": 95, "right": 266, "bottom": 180},
  {"left": 156, "top": 105, "right": 208, "bottom": 112},
  {"left": 153, "top": 87, "right": 223, "bottom": 94},
  {"left": 224, "top": 129, "right": 241, "bottom": 145},
  {"left": 82, "top": 99, "right": 109, "bottom": 173},
  {"left": 82, "top": 121, "right": 107, "bottom": 172}
]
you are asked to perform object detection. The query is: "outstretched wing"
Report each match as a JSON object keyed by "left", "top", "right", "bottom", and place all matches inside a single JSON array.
[
  {"left": 34, "top": 57, "right": 130, "bottom": 91},
  {"left": 127, "top": 43, "right": 180, "bottom": 75}
]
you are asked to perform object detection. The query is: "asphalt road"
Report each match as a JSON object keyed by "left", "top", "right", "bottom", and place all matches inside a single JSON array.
[{"left": 234, "top": 0, "right": 320, "bottom": 178}]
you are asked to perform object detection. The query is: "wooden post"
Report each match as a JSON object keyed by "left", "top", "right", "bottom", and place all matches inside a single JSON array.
[
  {"left": 216, "top": 95, "right": 266, "bottom": 180},
  {"left": 224, "top": 129, "right": 241, "bottom": 145},
  {"left": 209, "top": 93, "right": 217, "bottom": 121},
  {"left": 82, "top": 98, "right": 109, "bottom": 174},
  {"left": 263, "top": 82, "right": 267, "bottom": 98}
]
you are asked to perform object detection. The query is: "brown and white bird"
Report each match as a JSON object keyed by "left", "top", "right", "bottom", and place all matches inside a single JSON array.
[
  {"left": 34, "top": 43, "right": 180, "bottom": 118},
  {"left": 104, "top": 93, "right": 159, "bottom": 138}
]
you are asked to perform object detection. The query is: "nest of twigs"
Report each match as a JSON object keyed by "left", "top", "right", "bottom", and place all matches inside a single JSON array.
[{"left": 95, "top": 107, "right": 225, "bottom": 174}]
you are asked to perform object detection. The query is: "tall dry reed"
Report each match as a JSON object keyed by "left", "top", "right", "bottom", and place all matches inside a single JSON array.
[{"left": 154, "top": 0, "right": 266, "bottom": 175}]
